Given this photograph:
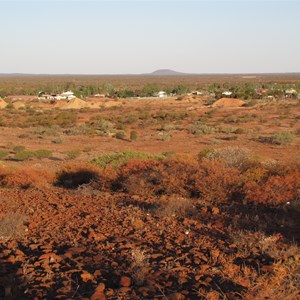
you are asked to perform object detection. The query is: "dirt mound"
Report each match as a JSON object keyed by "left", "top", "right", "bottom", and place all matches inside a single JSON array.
[
  {"left": 0, "top": 98, "right": 8, "bottom": 109},
  {"left": 12, "top": 100, "right": 26, "bottom": 109},
  {"left": 212, "top": 97, "right": 246, "bottom": 107},
  {"left": 59, "top": 98, "right": 89, "bottom": 110}
]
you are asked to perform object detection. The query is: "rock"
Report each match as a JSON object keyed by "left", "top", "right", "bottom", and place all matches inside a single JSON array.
[
  {"left": 29, "top": 244, "right": 39, "bottom": 250},
  {"left": 201, "top": 207, "right": 208, "bottom": 214},
  {"left": 94, "top": 270, "right": 102, "bottom": 277},
  {"left": 169, "top": 292, "right": 185, "bottom": 300},
  {"left": 6, "top": 256, "right": 16, "bottom": 263},
  {"left": 88, "top": 229, "right": 106, "bottom": 241},
  {"left": 120, "top": 276, "right": 131, "bottom": 287},
  {"left": 138, "top": 287, "right": 150, "bottom": 297},
  {"left": 95, "top": 283, "right": 105, "bottom": 292},
  {"left": 66, "top": 247, "right": 86, "bottom": 255},
  {"left": 151, "top": 253, "right": 163, "bottom": 259},
  {"left": 90, "top": 291, "right": 106, "bottom": 300},
  {"left": 111, "top": 262, "right": 118, "bottom": 267},
  {"left": 80, "top": 272, "right": 95, "bottom": 282},
  {"left": 118, "top": 287, "right": 131, "bottom": 293},
  {"left": 132, "top": 219, "right": 144, "bottom": 229},
  {"left": 261, "top": 265, "right": 274, "bottom": 273},
  {"left": 238, "top": 278, "right": 251, "bottom": 288},
  {"left": 39, "top": 253, "right": 61, "bottom": 263},
  {"left": 206, "top": 291, "right": 220, "bottom": 300},
  {"left": 212, "top": 207, "right": 219, "bottom": 215}
]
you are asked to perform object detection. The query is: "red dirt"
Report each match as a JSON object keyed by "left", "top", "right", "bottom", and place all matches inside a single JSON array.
[{"left": 212, "top": 98, "right": 246, "bottom": 107}]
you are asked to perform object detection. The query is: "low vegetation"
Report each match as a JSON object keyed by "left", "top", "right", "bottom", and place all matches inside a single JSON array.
[{"left": 91, "top": 151, "right": 167, "bottom": 169}]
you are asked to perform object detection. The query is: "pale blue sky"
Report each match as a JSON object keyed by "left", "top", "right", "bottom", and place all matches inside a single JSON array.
[{"left": 0, "top": 1, "right": 299, "bottom": 74}]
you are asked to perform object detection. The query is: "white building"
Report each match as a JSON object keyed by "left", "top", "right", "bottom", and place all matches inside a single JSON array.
[
  {"left": 156, "top": 91, "right": 167, "bottom": 98},
  {"left": 191, "top": 91, "right": 203, "bottom": 95},
  {"left": 222, "top": 91, "right": 233, "bottom": 97},
  {"left": 285, "top": 89, "right": 298, "bottom": 99},
  {"left": 38, "top": 90, "right": 76, "bottom": 101},
  {"left": 60, "top": 91, "right": 76, "bottom": 100}
]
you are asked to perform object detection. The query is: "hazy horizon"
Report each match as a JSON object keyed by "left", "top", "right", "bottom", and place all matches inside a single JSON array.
[{"left": 1, "top": 1, "right": 300, "bottom": 74}]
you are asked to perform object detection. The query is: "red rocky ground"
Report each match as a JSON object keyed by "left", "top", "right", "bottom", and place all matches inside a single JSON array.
[{"left": 0, "top": 180, "right": 299, "bottom": 300}]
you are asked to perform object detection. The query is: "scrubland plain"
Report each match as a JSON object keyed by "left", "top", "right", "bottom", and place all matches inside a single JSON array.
[{"left": 0, "top": 74, "right": 299, "bottom": 299}]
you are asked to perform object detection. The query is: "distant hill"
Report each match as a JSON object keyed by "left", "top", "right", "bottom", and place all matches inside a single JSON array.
[{"left": 148, "top": 69, "right": 187, "bottom": 76}]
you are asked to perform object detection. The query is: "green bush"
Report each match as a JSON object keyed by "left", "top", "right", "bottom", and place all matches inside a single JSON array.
[
  {"left": 255, "top": 131, "right": 295, "bottom": 145},
  {"left": 0, "top": 150, "right": 9, "bottom": 160},
  {"left": 52, "top": 137, "right": 64, "bottom": 144},
  {"left": 13, "top": 145, "right": 26, "bottom": 153},
  {"left": 91, "top": 118, "right": 114, "bottom": 135},
  {"left": 189, "top": 122, "right": 219, "bottom": 135},
  {"left": 34, "top": 149, "right": 52, "bottom": 159},
  {"left": 200, "top": 146, "right": 250, "bottom": 170},
  {"left": 66, "top": 150, "right": 81, "bottom": 160},
  {"left": 234, "top": 128, "right": 245, "bottom": 134},
  {"left": 91, "top": 151, "right": 167, "bottom": 169},
  {"left": 271, "top": 131, "right": 295, "bottom": 145},
  {"left": 14, "top": 150, "right": 36, "bottom": 161},
  {"left": 130, "top": 130, "right": 138, "bottom": 141}
]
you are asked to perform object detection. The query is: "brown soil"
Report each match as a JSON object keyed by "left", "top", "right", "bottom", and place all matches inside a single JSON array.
[
  {"left": 59, "top": 98, "right": 90, "bottom": 110},
  {"left": 212, "top": 98, "right": 246, "bottom": 107},
  {"left": 0, "top": 99, "right": 7, "bottom": 109}
]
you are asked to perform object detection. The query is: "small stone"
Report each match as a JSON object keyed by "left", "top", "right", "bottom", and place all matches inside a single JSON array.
[
  {"left": 95, "top": 283, "right": 105, "bottom": 292},
  {"left": 151, "top": 253, "right": 162, "bottom": 259},
  {"left": 90, "top": 291, "right": 106, "bottom": 300},
  {"left": 94, "top": 270, "right": 102, "bottom": 277},
  {"left": 6, "top": 256, "right": 16, "bottom": 263},
  {"left": 132, "top": 219, "right": 144, "bottom": 229},
  {"left": 201, "top": 207, "right": 208, "bottom": 213},
  {"left": 120, "top": 276, "right": 131, "bottom": 287},
  {"left": 206, "top": 291, "right": 220, "bottom": 300},
  {"left": 29, "top": 244, "right": 39, "bottom": 250},
  {"left": 81, "top": 272, "right": 94, "bottom": 282},
  {"left": 138, "top": 287, "right": 150, "bottom": 297},
  {"left": 118, "top": 287, "right": 131, "bottom": 293},
  {"left": 39, "top": 253, "right": 61, "bottom": 263},
  {"left": 238, "top": 278, "right": 251, "bottom": 288},
  {"left": 169, "top": 292, "right": 185, "bottom": 300},
  {"left": 261, "top": 265, "right": 274, "bottom": 273},
  {"left": 111, "top": 262, "right": 118, "bottom": 267},
  {"left": 212, "top": 207, "right": 219, "bottom": 215}
]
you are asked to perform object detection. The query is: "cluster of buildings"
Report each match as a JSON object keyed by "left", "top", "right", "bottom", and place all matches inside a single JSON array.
[
  {"left": 38, "top": 91, "right": 76, "bottom": 101},
  {"left": 256, "top": 88, "right": 298, "bottom": 99},
  {"left": 36, "top": 87, "right": 299, "bottom": 102}
]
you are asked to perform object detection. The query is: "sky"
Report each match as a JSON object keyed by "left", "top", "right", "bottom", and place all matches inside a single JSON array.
[{"left": 0, "top": 0, "right": 299, "bottom": 74}]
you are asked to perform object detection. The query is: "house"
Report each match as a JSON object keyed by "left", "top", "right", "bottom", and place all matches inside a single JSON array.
[
  {"left": 38, "top": 90, "right": 76, "bottom": 101},
  {"left": 156, "top": 91, "right": 167, "bottom": 98},
  {"left": 60, "top": 91, "right": 76, "bottom": 100},
  {"left": 285, "top": 89, "right": 297, "bottom": 99},
  {"left": 191, "top": 91, "right": 203, "bottom": 96},
  {"left": 222, "top": 91, "right": 232, "bottom": 97},
  {"left": 94, "top": 94, "right": 106, "bottom": 98}
]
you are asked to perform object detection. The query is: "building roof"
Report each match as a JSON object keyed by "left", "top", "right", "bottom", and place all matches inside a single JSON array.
[
  {"left": 285, "top": 89, "right": 297, "bottom": 94},
  {"left": 222, "top": 91, "right": 232, "bottom": 96},
  {"left": 61, "top": 91, "right": 74, "bottom": 96}
]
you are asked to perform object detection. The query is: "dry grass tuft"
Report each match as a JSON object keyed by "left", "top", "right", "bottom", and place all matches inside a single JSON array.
[
  {"left": 0, "top": 213, "right": 27, "bottom": 240},
  {"left": 130, "top": 249, "right": 149, "bottom": 286},
  {"left": 156, "top": 194, "right": 195, "bottom": 218}
]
